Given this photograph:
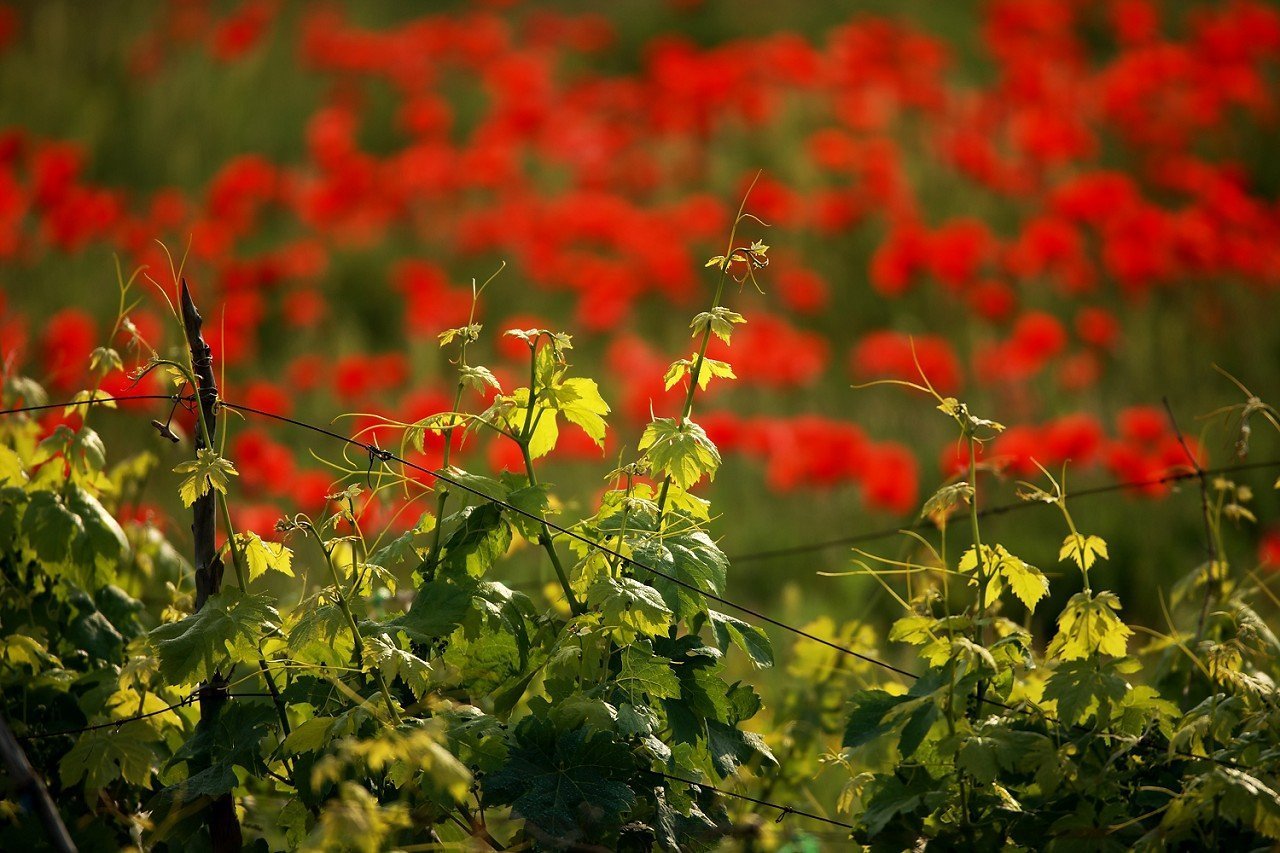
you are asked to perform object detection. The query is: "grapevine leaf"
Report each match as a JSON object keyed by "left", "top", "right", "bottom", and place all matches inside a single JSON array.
[
  {"left": 708, "top": 610, "right": 774, "bottom": 668},
  {"left": 552, "top": 377, "right": 609, "bottom": 448},
  {"left": 391, "top": 578, "right": 478, "bottom": 642},
  {"left": 24, "top": 489, "right": 82, "bottom": 564},
  {"left": 283, "top": 716, "right": 339, "bottom": 754},
  {"left": 504, "top": 481, "right": 553, "bottom": 542},
  {"left": 860, "top": 770, "right": 935, "bottom": 837},
  {"left": 525, "top": 407, "right": 559, "bottom": 459},
  {"left": 663, "top": 638, "right": 731, "bottom": 727},
  {"left": 957, "top": 737, "right": 1001, "bottom": 784},
  {"left": 484, "top": 717, "right": 638, "bottom": 845},
  {"left": 159, "top": 702, "right": 276, "bottom": 806},
  {"left": 638, "top": 418, "right": 721, "bottom": 490},
  {"left": 1042, "top": 659, "right": 1128, "bottom": 726},
  {"left": 460, "top": 364, "right": 501, "bottom": 393},
  {"left": 690, "top": 307, "right": 745, "bottom": 344},
  {"left": 365, "top": 635, "right": 432, "bottom": 699},
  {"left": 439, "top": 323, "right": 482, "bottom": 347},
  {"left": 66, "top": 485, "right": 130, "bottom": 575},
  {"left": 960, "top": 544, "right": 1047, "bottom": 612},
  {"left": 706, "top": 720, "right": 777, "bottom": 776},
  {"left": 663, "top": 358, "right": 691, "bottom": 391},
  {"left": 998, "top": 552, "right": 1049, "bottom": 613},
  {"left": 149, "top": 589, "right": 280, "bottom": 684},
  {"left": 588, "top": 578, "right": 672, "bottom": 643},
  {"left": 173, "top": 449, "right": 238, "bottom": 508},
  {"left": 1059, "top": 533, "right": 1109, "bottom": 571},
  {"left": 287, "top": 602, "right": 354, "bottom": 666},
  {"left": 442, "top": 631, "right": 521, "bottom": 698},
  {"left": 693, "top": 357, "right": 735, "bottom": 390},
  {"left": 367, "top": 525, "right": 429, "bottom": 573},
  {"left": 1210, "top": 768, "right": 1280, "bottom": 839},
  {"left": 436, "top": 503, "right": 511, "bottom": 578},
  {"left": 0, "top": 444, "right": 27, "bottom": 486},
  {"left": 843, "top": 689, "right": 907, "bottom": 749},
  {"left": 61, "top": 732, "right": 155, "bottom": 791},
  {"left": 1046, "top": 590, "right": 1133, "bottom": 661},
  {"left": 232, "top": 531, "right": 293, "bottom": 583},
  {"left": 90, "top": 346, "right": 123, "bottom": 374},
  {"left": 921, "top": 481, "right": 972, "bottom": 519},
  {"left": 615, "top": 644, "right": 681, "bottom": 704},
  {"left": 631, "top": 529, "right": 727, "bottom": 623},
  {"left": 69, "top": 427, "right": 107, "bottom": 475},
  {"left": 897, "top": 701, "right": 939, "bottom": 759}
]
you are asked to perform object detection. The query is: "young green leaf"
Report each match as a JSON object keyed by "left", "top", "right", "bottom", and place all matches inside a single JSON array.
[
  {"left": 959, "top": 544, "right": 1048, "bottom": 612},
  {"left": 689, "top": 306, "right": 746, "bottom": 345},
  {"left": 61, "top": 731, "right": 155, "bottom": 791},
  {"left": 708, "top": 610, "right": 774, "bottom": 668},
  {"left": 638, "top": 418, "right": 721, "bottom": 490},
  {"left": 631, "top": 529, "right": 728, "bottom": 623},
  {"left": 173, "top": 449, "right": 238, "bottom": 508},
  {"left": 1041, "top": 659, "right": 1129, "bottom": 725},
  {"left": 616, "top": 643, "right": 681, "bottom": 704},
  {"left": 544, "top": 376, "right": 610, "bottom": 448},
  {"left": 1059, "top": 533, "right": 1109, "bottom": 571},
  {"left": 1046, "top": 590, "right": 1133, "bottom": 661},
  {"left": 231, "top": 531, "right": 293, "bottom": 583}
]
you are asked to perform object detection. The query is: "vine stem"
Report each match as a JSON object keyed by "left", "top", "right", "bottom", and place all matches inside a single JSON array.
[
  {"left": 967, "top": 436, "right": 991, "bottom": 715},
  {"left": 308, "top": 528, "right": 402, "bottom": 725},
  {"left": 1162, "top": 398, "right": 1221, "bottom": 656},
  {"left": 519, "top": 339, "right": 583, "bottom": 615},
  {"left": 420, "top": 313, "right": 476, "bottom": 585},
  {"left": 655, "top": 180, "right": 755, "bottom": 518}
]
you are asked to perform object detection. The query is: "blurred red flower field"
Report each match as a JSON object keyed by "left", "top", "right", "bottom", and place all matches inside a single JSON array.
[{"left": 1, "top": 0, "right": 1279, "bottom": 609}]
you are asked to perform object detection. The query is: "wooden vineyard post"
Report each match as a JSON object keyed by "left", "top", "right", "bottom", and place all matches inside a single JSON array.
[
  {"left": 0, "top": 712, "right": 76, "bottom": 852},
  {"left": 181, "top": 281, "right": 242, "bottom": 852}
]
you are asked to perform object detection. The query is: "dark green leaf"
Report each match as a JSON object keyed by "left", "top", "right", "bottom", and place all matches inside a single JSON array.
[
  {"left": 390, "top": 577, "right": 478, "bottom": 642},
  {"left": 843, "top": 689, "right": 908, "bottom": 749},
  {"left": 485, "top": 717, "right": 638, "bottom": 846},
  {"left": 632, "top": 530, "right": 727, "bottom": 623},
  {"left": 616, "top": 644, "right": 680, "bottom": 704},
  {"left": 435, "top": 503, "right": 511, "bottom": 578},
  {"left": 709, "top": 610, "right": 773, "bottom": 668},
  {"left": 149, "top": 589, "right": 280, "bottom": 684}
]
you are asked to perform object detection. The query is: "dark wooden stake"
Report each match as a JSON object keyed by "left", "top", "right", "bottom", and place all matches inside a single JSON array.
[
  {"left": 181, "top": 281, "right": 242, "bottom": 852},
  {"left": 0, "top": 711, "right": 76, "bottom": 852}
]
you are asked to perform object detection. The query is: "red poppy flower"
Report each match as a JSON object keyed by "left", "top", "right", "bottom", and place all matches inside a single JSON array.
[
  {"left": 1075, "top": 307, "right": 1120, "bottom": 350},
  {"left": 40, "top": 308, "right": 95, "bottom": 391},
  {"left": 851, "top": 331, "right": 962, "bottom": 395},
  {"left": 776, "top": 268, "right": 830, "bottom": 315},
  {"left": 1117, "top": 406, "right": 1167, "bottom": 446},
  {"left": 861, "top": 443, "right": 919, "bottom": 516},
  {"left": 1259, "top": 529, "right": 1280, "bottom": 571}
]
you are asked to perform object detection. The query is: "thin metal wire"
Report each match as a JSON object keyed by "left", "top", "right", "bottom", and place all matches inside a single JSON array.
[
  {"left": 14, "top": 692, "right": 281, "bottom": 742},
  {"left": 16, "top": 692, "right": 199, "bottom": 741},
  {"left": 218, "top": 400, "right": 921, "bottom": 680},
  {"left": 0, "top": 393, "right": 192, "bottom": 416},
  {"left": 730, "top": 458, "right": 1280, "bottom": 563},
  {"left": 652, "top": 770, "right": 853, "bottom": 830}
]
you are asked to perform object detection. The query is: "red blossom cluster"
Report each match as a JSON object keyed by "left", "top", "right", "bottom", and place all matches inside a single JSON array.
[{"left": 2, "top": 0, "right": 1279, "bottom": 536}]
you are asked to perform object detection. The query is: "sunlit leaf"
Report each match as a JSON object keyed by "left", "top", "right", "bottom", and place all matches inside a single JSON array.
[{"left": 173, "top": 449, "right": 238, "bottom": 508}]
